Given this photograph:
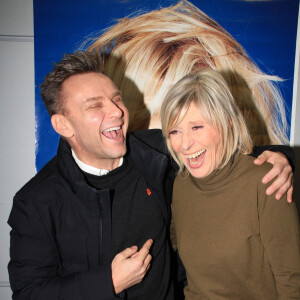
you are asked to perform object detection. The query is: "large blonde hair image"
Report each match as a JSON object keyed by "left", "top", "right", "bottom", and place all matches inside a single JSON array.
[{"left": 88, "top": 0, "right": 288, "bottom": 145}]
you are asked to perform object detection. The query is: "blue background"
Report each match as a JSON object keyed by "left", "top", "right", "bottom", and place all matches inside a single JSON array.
[{"left": 34, "top": 0, "right": 299, "bottom": 171}]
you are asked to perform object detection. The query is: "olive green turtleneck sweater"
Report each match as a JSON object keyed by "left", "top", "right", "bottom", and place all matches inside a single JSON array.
[{"left": 171, "top": 153, "right": 300, "bottom": 299}]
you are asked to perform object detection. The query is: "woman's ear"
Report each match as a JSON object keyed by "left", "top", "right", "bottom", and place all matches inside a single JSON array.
[{"left": 51, "top": 114, "right": 74, "bottom": 138}]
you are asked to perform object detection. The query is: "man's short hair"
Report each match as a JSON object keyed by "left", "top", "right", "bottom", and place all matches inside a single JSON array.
[{"left": 40, "top": 51, "right": 104, "bottom": 116}]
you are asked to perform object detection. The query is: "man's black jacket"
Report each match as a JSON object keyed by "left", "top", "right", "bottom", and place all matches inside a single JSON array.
[{"left": 8, "top": 130, "right": 176, "bottom": 300}]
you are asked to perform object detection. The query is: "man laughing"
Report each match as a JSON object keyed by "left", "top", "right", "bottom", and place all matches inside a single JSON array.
[{"left": 7, "top": 51, "right": 174, "bottom": 300}]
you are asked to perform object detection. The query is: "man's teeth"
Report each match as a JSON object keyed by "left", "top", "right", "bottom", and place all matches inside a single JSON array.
[
  {"left": 103, "top": 126, "right": 121, "bottom": 132},
  {"left": 185, "top": 149, "right": 206, "bottom": 159}
]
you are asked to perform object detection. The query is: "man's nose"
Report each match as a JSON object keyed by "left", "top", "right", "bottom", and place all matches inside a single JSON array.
[{"left": 106, "top": 99, "right": 124, "bottom": 118}]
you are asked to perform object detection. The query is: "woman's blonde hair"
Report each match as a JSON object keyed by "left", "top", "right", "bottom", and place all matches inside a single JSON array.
[
  {"left": 161, "top": 69, "right": 253, "bottom": 174},
  {"left": 88, "top": 0, "right": 288, "bottom": 144}
]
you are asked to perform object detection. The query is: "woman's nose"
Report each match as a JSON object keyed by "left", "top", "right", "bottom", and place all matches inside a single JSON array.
[{"left": 181, "top": 132, "right": 194, "bottom": 151}]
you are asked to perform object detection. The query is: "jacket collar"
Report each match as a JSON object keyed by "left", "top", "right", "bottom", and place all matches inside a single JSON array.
[
  {"left": 57, "top": 134, "right": 169, "bottom": 190},
  {"left": 56, "top": 138, "right": 90, "bottom": 192},
  {"left": 127, "top": 133, "right": 170, "bottom": 222},
  {"left": 56, "top": 134, "right": 171, "bottom": 221}
]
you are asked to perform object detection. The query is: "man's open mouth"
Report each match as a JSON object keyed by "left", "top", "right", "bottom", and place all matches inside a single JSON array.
[{"left": 102, "top": 126, "right": 123, "bottom": 139}]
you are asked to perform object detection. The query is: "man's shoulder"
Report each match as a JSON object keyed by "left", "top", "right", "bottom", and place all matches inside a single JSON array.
[
  {"left": 15, "top": 156, "right": 60, "bottom": 201},
  {"left": 8, "top": 155, "right": 70, "bottom": 230},
  {"left": 128, "top": 129, "right": 168, "bottom": 154},
  {"left": 130, "top": 128, "right": 163, "bottom": 140}
]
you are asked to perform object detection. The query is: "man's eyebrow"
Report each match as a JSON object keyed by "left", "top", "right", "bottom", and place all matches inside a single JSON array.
[
  {"left": 83, "top": 91, "right": 122, "bottom": 104},
  {"left": 112, "top": 91, "right": 122, "bottom": 98},
  {"left": 83, "top": 96, "right": 104, "bottom": 104}
]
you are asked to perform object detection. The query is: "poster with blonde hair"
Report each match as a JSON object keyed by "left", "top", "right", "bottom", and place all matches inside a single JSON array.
[{"left": 34, "top": 0, "right": 298, "bottom": 171}]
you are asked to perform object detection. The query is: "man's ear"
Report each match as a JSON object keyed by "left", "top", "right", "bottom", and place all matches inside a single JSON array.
[{"left": 51, "top": 114, "right": 74, "bottom": 138}]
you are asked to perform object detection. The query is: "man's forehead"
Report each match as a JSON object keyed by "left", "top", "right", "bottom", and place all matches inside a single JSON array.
[{"left": 62, "top": 72, "right": 120, "bottom": 96}]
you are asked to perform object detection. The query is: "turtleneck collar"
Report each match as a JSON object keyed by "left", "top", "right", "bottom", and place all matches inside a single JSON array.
[{"left": 188, "top": 152, "right": 242, "bottom": 191}]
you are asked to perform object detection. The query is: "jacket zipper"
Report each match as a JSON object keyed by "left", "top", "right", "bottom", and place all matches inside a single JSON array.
[{"left": 97, "top": 192, "right": 103, "bottom": 265}]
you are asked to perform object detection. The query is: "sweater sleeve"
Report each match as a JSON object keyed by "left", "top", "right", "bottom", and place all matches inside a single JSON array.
[
  {"left": 257, "top": 175, "right": 300, "bottom": 298},
  {"left": 8, "top": 195, "right": 120, "bottom": 300}
]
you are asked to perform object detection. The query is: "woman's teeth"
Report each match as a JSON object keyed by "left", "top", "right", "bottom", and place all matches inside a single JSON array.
[{"left": 185, "top": 149, "right": 206, "bottom": 159}]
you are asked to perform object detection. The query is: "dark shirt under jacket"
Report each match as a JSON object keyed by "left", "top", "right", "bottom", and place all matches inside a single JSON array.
[{"left": 8, "top": 130, "right": 175, "bottom": 300}]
